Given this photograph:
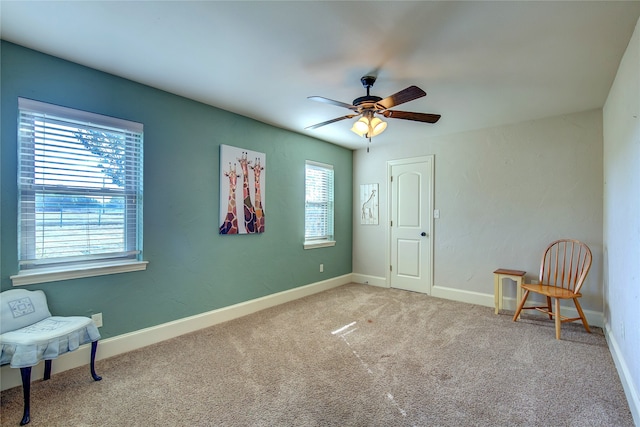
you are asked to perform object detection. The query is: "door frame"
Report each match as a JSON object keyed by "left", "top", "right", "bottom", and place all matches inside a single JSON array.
[{"left": 385, "top": 155, "right": 435, "bottom": 294}]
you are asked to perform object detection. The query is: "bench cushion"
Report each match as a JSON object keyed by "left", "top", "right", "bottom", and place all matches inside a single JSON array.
[{"left": 0, "top": 316, "right": 100, "bottom": 368}]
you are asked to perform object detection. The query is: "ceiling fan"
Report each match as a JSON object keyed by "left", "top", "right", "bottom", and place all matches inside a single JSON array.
[{"left": 305, "top": 75, "right": 441, "bottom": 146}]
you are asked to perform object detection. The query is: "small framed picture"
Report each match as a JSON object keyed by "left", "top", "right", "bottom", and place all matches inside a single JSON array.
[{"left": 360, "top": 183, "right": 378, "bottom": 225}]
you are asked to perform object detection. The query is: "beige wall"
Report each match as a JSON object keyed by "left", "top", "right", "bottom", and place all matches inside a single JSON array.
[
  {"left": 603, "top": 16, "right": 640, "bottom": 423},
  {"left": 352, "top": 109, "right": 604, "bottom": 316}
]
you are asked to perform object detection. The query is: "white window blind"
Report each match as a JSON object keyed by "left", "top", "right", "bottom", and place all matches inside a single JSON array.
[
  {"left": 304, "top": 160, "right": 334, "bottom": 247},
  {"left": 17, "top": 98, "right": 144, "bottom": 271}
]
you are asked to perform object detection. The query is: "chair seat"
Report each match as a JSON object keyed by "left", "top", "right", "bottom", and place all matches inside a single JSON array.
[
  {"left": 521, "top": 283, "right": 582, "bottom": 299},
  {"left": 0, "top": 316, "right": 100, "bottom": 368}
]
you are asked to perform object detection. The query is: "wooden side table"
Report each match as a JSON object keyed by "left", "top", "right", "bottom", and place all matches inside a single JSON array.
[{"left": 493, "top": 269, "right": 526, "bottom": 316}]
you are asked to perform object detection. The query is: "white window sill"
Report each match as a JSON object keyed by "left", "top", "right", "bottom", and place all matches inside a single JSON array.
[
  {"left": 11, "top": 260, "right": 149, "bottom": 286},
  {"left": 303, "top": 240, "right": 336, "bottom": 250}
]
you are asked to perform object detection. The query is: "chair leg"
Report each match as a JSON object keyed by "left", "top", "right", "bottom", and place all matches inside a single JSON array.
[
  {"left": 546, "top": 297, "right": 553, "bottom": 320},
  {"left": 15, "top": 342, "right": 101, "bottom": 426},
  {"left": 43, "top": 360, "right": 52, "bottom": 381},
  {"left": 19, "top": 367, "right": 31, "bottom": 426},
  {"left": 573, "top": 298, "right": 591, "bottom": 333},
  {"left": 555, "top": 298, "right": 562, "bottom": 340},
  {"left": 90, "top": 341, "right": 102, "bottom": 381},
  {"left": 512, "top": 290, "right": 530, "bottom": 321}
]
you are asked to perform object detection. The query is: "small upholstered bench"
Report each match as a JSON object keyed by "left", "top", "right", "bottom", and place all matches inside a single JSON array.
[{"left": 0, "top": 289, "right": 102, "bottom": 425}]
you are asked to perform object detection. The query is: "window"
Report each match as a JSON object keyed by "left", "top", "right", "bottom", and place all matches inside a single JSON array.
[
  {"left": 304, "top": 160, "right": 335, "bottom": 249},
  {"left": 12, "top": 98, "right": 146, "bottom": 285}
]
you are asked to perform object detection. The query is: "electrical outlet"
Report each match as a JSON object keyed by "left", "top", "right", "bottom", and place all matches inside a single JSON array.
[
  {"left": 92, "top": 313, "right": 103, "bottom": 328},
  {"left": 320, "top": 263, "right": 324, "bottom": 273}
]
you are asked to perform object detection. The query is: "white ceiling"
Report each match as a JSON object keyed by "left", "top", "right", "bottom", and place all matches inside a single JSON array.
[{"left": 2, "top": 1, "right": 639, "bottom": 150}]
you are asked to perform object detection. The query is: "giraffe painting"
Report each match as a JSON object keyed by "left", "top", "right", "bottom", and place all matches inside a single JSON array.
[
  {"left": 219, "top": 145, "right": 265, "bottom": 234},
  {"left": 251, "top": 157, "right": 265, "bottom": 233},
  {"left": 219, "top": 162, "right": 240, "bottom": 234},
  {"left": 238, "top": 151, "right": 257, "bottom": 233}
]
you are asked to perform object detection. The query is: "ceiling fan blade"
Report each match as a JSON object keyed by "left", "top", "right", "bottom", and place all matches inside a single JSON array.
[
  {"left": 305, "top": 114, "right": 358, "bottom": 130},
  {"left": 308, "top": 96, "right": 358, "bottom": 111},
  {"left": 381, "top": 110, "right": 441, "bottom": 123},
  {"left": 377, "top": 86, "right": 426, "bottom": 110}
]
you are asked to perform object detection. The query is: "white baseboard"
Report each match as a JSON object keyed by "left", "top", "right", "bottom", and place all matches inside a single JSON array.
[
  {"left": 605, "top": 321, "right": 640, "bottom": 426},
  {"left": 431, "top": 285, "right": 495, "bottom": 307},
  {"left": 1, "top": 274, "right": 352, "bottom": 392},
  {"left": 431, "top": 285, "right": 604, "bottom": 328},
  {"left": 351, "top": 273, "right": 388, "bottom": 288}
]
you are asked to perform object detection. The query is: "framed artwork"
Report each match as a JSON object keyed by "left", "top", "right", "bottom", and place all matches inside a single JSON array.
[
  {"left": 360, "top": 183, "right": 378, "bottom": 225},
  {"left": 219, "top": 144, "right": 266, "bottom": 234}
]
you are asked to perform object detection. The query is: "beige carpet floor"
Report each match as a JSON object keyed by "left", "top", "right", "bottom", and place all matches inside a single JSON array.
[{"left": 1, "top": 283, "right": 633, "bottom": 426}]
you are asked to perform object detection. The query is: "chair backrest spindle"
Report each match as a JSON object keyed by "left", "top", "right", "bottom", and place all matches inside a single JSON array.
[{"left": 538, "top": 239, "right": 592, "bottom": 295}]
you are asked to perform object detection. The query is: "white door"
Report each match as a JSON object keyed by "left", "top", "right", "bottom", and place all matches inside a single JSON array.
[{"left": 388, "top": 156, "right": 433, "bottom": 294}]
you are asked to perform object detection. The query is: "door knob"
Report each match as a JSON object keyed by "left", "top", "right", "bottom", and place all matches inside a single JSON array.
[{"left": 421, "top": 232, "right": 427, "bottom": 237}]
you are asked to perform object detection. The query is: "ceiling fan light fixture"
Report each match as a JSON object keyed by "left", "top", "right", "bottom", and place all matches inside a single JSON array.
[
  {"left": 370, "top": 117, "right": 387, "bottom": 137},
  {"left": 351, "top": 115, "right": 387, "bottom": 139},
  {"left": 351, "top": 117, "right": 370, "bottom": 137}
]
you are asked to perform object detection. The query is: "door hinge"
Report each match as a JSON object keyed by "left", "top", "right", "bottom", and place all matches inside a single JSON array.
[
  {"left": 390, "top": 265, "right": 393, "bottom": 272},
  {"left": 390, "top": 175, "right": 393, "bottom": 182},
  {"left": 390, "top": 220, "right": 393, "bottom": 227}
]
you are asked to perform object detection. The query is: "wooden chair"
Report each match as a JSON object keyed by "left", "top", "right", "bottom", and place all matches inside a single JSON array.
[
  {"left": 0, "top": 289, "right": 102, "bottom": 425},
  {"left": 512, "top": 239, "right": 592, "bottom": 339}
]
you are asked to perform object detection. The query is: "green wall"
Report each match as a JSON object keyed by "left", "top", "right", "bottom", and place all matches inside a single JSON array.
[{"left": 0, "top": 41, "right": 353, "bottom": 338}]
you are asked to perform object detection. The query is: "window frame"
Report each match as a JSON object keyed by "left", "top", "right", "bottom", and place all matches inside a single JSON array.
[
  {"left": 304, "top": 160, "right": 336, "bottom": 249},
  {"left": 11, "top": 98, "right": 147, "bottom": 286}
]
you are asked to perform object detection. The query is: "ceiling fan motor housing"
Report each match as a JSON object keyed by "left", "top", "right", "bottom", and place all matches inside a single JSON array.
[{"left": 352, "top": 95, "right": 382, "bottom": 108}]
